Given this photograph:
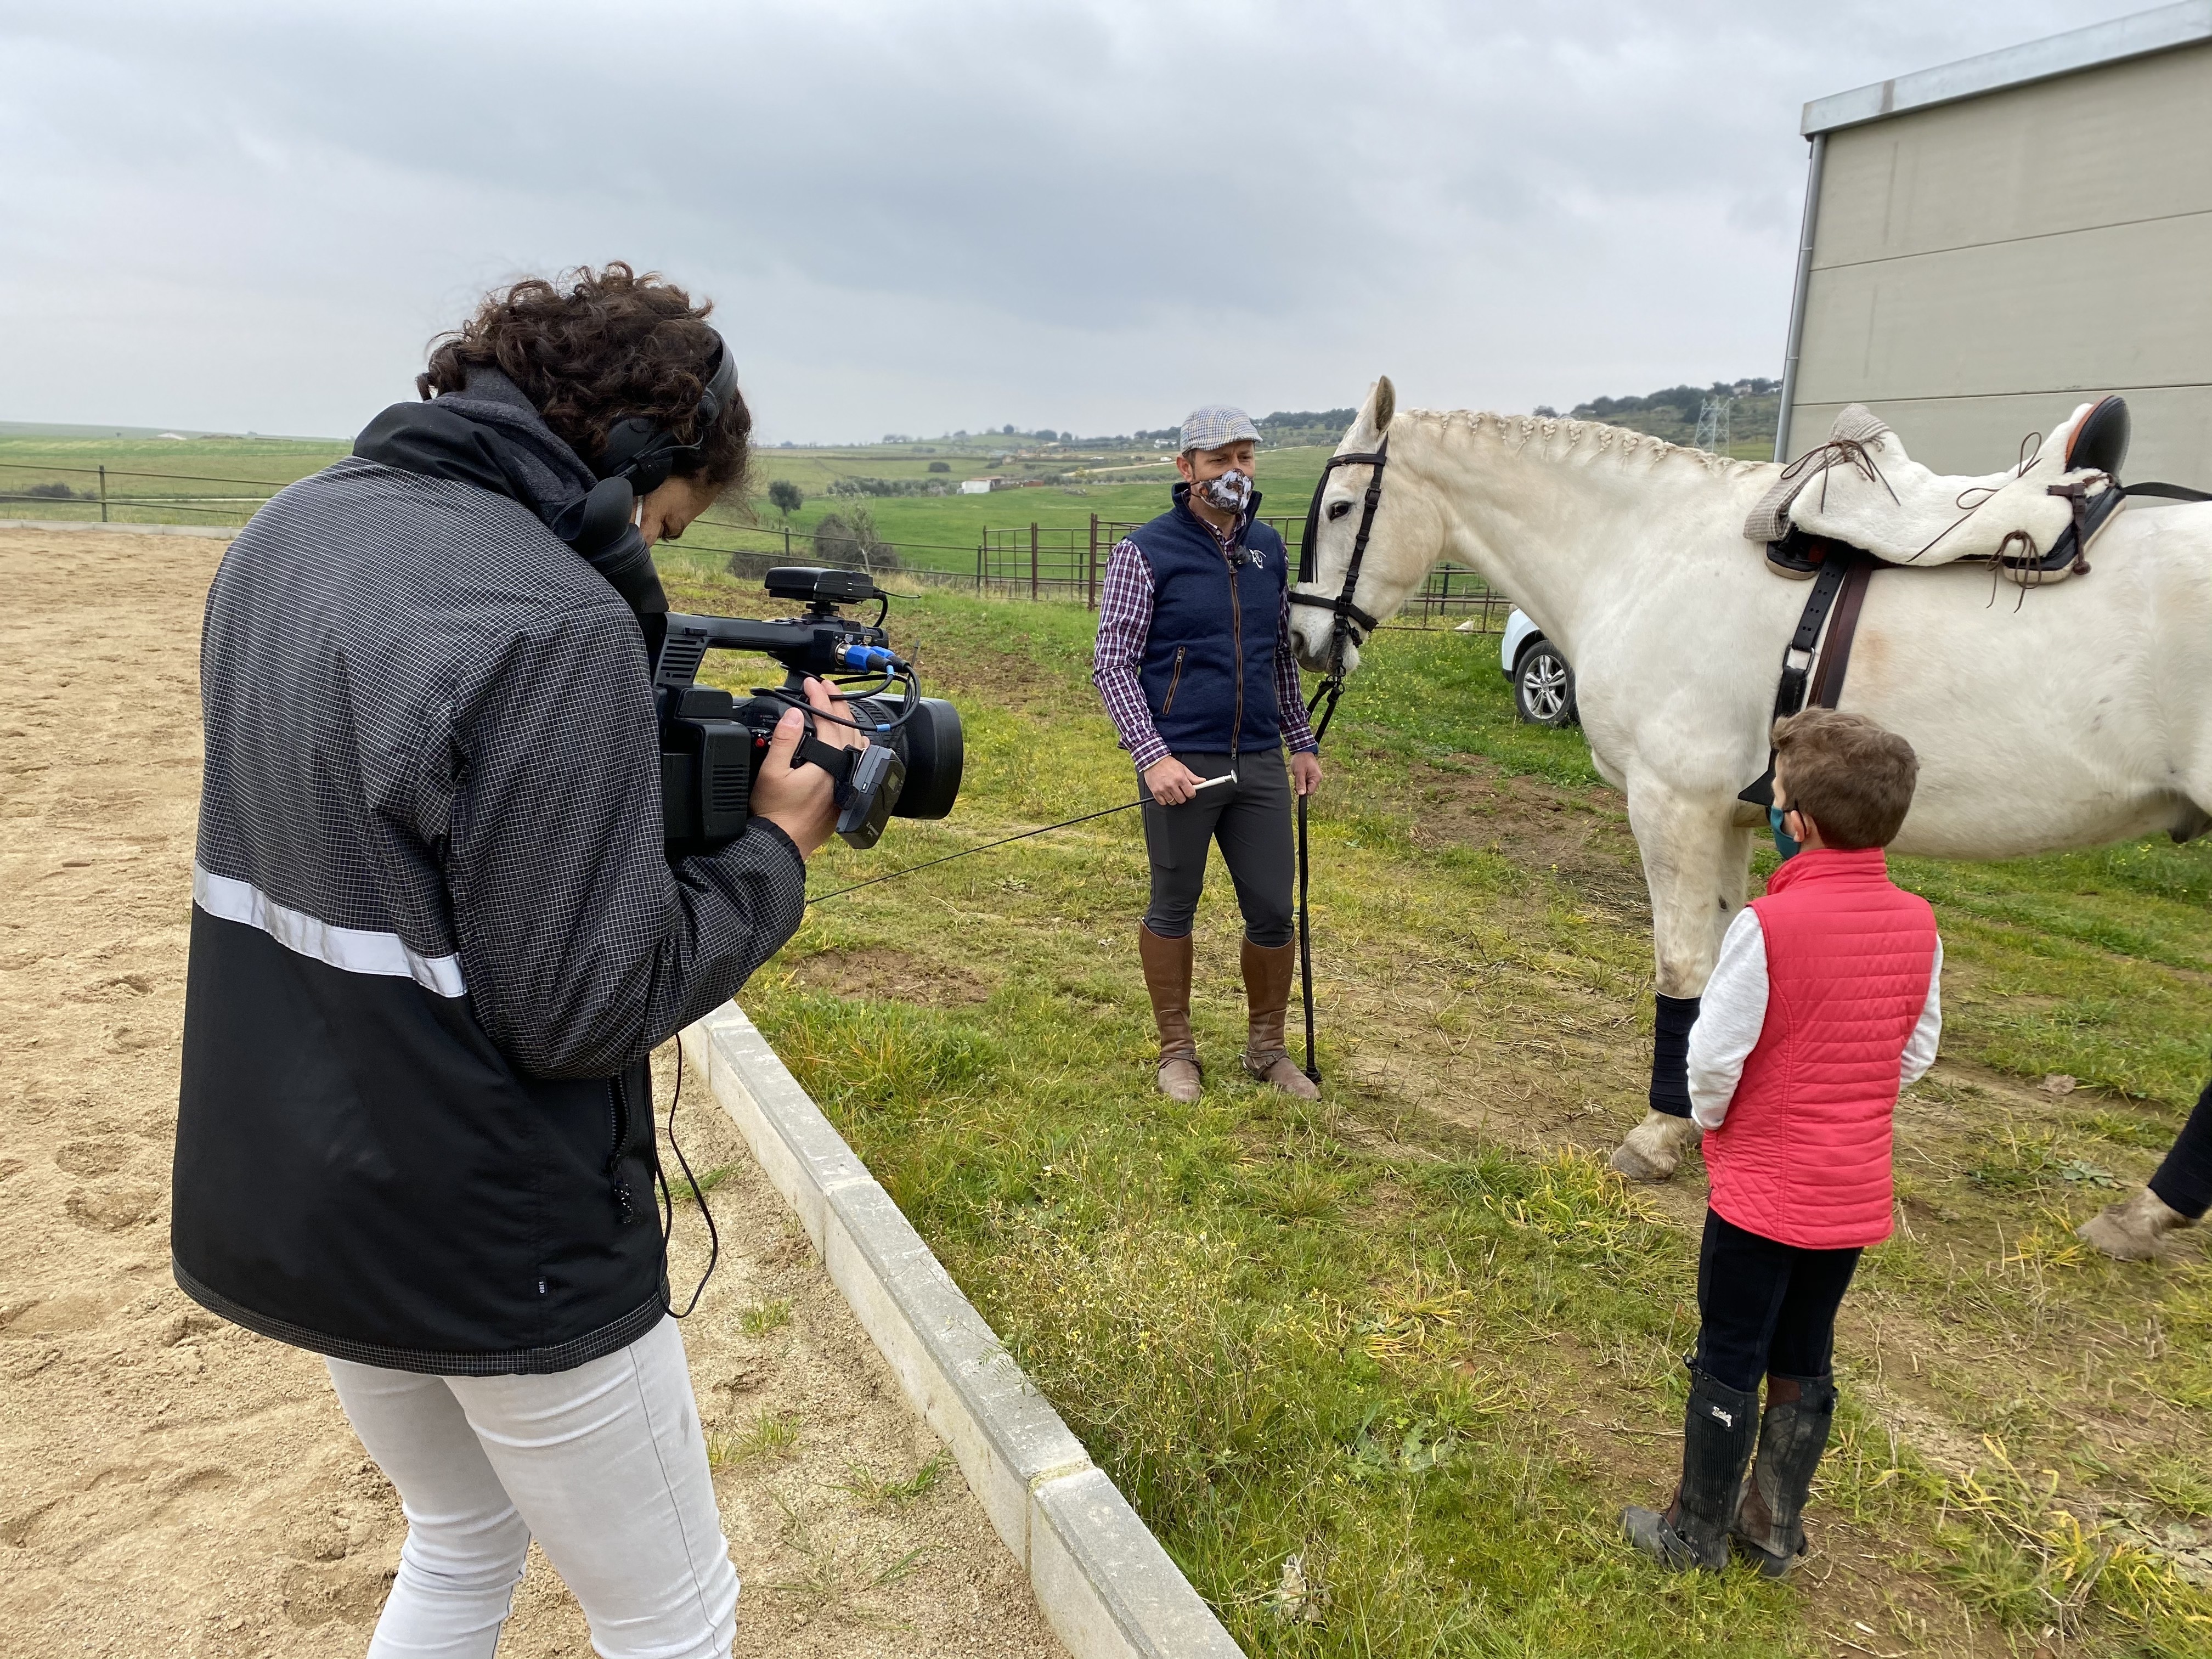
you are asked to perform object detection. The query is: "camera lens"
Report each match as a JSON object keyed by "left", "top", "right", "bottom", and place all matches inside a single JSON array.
[{"left": 846, "top": 695, "right": 963, "bottom": 820}]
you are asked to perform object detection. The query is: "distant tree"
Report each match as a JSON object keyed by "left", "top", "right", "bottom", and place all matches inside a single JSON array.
[
  {"left": 927, "top": 460, "right": 950, "bottom": 472},
  {"left": 1532, "top": 405, "right": 1559, "bottom": 419},
  {"left": 1002, "top": 424, "right": 1016, "bottom": 435},
  {"left": 1252, "top": 408, "right": 1359, "bottom": 445},
  {"left": 766, "top": 479, "right": 804, "bottom": 522},
  {"left": 811, "top": 509, "right": 899, "bottom": 573}
]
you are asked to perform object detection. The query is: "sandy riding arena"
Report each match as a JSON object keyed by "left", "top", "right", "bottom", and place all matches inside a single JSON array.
[{"left": 0, "top": 528, "right": 1064, "bottom": 1659}]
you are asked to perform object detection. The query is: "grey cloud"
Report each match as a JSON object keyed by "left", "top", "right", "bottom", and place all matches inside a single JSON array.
[{"left": 0, "top": 0, "right": 2154, "bottom": 439}]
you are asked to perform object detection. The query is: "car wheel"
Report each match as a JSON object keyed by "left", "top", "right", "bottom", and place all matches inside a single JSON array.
[{"left": 1514, "top": 642, "right": 1577, "bottom": 727}]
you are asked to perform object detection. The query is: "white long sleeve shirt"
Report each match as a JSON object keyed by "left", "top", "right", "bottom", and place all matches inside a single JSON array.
[{"left": 1686, "top": 907, "right": 1943, "bottom": 1130}]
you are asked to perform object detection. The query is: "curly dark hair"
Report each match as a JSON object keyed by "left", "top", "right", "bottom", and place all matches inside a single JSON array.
[{"left": 419, "top": 262, "right": 751, "bottom": 499}]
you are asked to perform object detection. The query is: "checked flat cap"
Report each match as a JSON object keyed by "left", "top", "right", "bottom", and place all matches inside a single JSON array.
[{"left": 1180, "top": 405, "right": 1260, "bottom": 453}]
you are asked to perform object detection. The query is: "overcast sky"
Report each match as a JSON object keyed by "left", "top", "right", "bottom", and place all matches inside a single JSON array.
[{"left": 0, "top": 1, "right": 2154, "bottom": 443}]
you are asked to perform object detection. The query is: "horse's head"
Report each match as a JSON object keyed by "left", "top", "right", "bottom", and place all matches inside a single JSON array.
[{"left": 1288, "top": 375, "right": 1440, "bottom": 676}]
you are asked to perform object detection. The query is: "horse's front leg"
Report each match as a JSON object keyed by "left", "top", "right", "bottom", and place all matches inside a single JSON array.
[{"left": 1608, "top": 785, "right": 1757, "bottom": 1182}]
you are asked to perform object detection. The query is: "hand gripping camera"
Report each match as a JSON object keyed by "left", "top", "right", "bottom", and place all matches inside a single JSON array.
[{"left": 656, "top": 567, "right": 962, "bottom": 854}]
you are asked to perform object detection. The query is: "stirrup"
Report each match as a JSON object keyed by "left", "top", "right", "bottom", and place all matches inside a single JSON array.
[{"left": 1765, "top": 533, "right": 1825, "bottom": 580}]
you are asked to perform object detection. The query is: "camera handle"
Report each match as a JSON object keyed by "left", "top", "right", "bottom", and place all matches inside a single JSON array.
[{"left": 785, "top": 704, "right": 906, "bottom": 850}]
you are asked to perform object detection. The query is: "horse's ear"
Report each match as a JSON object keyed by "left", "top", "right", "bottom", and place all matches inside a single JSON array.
[{"left": 1358, "top": 376, "right": 1396, "bottom": 439}]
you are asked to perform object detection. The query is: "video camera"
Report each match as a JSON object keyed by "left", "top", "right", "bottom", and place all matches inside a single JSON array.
[{"left": 656, "top": 566, "right": 962, "bottom": 853}]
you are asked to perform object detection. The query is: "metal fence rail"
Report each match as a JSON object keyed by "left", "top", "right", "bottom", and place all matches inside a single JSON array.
[
  {"left": 1090, "top": 517, "right": 1510, "bottom": 633},
  {"left": 3, "top": 456, "right": 1514, "bottom": 631}
]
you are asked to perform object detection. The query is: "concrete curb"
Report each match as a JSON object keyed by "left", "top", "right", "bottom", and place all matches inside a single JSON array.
[
  {"left": 681, "top": 1005, "right": 1245, "bottom": 1659},
  {"left": 1, "top": 518, "right": 237, "bottom": 539}
]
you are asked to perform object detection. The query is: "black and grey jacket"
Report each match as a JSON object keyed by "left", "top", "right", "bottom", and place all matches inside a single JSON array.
[{"left": 174, "top": 371, "right": 806, "bottom": 1375}]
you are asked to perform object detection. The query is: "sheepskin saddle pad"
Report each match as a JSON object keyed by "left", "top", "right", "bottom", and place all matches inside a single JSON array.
[{"left": 1744, "top": 398, "right": 2130, "bottom": 585}]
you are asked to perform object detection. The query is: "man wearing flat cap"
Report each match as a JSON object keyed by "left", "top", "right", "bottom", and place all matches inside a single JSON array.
[{"left": 1093, "top": 406, "right": 1324, "bottom": 1103}]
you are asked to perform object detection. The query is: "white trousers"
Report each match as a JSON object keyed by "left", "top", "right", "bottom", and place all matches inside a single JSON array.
[{"left": 326, "top": 1317, "right": 738, "bottom": 1659}]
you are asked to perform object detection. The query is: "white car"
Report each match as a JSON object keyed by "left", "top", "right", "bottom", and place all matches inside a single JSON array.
[{"left": 1500, "top": 610, "right": 1578, "bottom": 727}]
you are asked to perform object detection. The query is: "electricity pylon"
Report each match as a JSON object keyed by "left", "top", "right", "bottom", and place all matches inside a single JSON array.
[{"left": 1694, "top": 396, "right": 1733, "bottom": 454}]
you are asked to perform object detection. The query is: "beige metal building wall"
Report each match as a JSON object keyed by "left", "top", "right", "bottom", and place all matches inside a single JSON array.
[{"left": 1780, "top": 7, "right": 2212, "bottom": 485}]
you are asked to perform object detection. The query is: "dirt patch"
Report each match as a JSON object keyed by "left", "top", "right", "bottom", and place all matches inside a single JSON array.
[
  {"left": 787, "top": 947, "right": 994, "bottom": 1006},
  {"left": 1401, "top": 759, "right": 1650, "bottom": 922},
  {"left": 0, "top": 529, "right": 1063, "bottom": 1659}
]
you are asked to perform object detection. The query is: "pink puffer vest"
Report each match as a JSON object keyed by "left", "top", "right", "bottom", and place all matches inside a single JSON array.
[{"left": 1703, "top": 847, "right": 1936, "bottom": 1250}]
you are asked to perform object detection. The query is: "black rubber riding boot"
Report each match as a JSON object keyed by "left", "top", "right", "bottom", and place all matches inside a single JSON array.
[
  {"left": 1623, "top": 1364, "right": 1759, "bottom": 1571},
  {"left": 1730, "top": 1373, "right": 1838, "bottom": 1578}
]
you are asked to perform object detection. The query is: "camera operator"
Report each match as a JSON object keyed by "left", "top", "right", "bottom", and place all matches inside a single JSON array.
[
  {"left": 1092, "top": 405, "right": 1323, "bottom": 1104},
  {"left": 173, "top": 264, "right": 853, "bottom": 1659}
]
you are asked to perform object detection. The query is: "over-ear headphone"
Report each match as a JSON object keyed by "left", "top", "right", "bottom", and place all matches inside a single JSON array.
[
  {"left": 566, "top": 330, "right": 738, "bottom": 629},
  {"left": 596, "top": 333, "right": 740, "bottom": 495}
]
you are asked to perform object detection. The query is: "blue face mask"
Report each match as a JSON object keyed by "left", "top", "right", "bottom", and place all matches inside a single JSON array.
[
  {"left": 1769, "top": 805, "right": 1802, "bottom": 860},
  {"left": 1197, "top": 468, "right": 1252, "bottom": 513}
]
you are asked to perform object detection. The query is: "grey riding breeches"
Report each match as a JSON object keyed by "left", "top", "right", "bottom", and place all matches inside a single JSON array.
[{"left": 1139, "top": 749, "right": 1295, "bottom": 947}]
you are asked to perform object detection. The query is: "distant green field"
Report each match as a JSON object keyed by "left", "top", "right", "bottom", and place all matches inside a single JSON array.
[
  {"left": 0, "top": 429, "right": 1340, "bottom": 578},
  {"left": 709, "top": 446, "right": 1335, "bottom": 576},
  {"left": 0, "top": 432, "right": 347, "bottom": 529},
  {"left": 1, "top": 417, "right": 1761, "bottom": 582}
]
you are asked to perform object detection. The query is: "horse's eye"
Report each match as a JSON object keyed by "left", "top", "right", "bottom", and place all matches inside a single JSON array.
[{"left": 1327, "top": 500, "right": 1352, "bottom": 521}]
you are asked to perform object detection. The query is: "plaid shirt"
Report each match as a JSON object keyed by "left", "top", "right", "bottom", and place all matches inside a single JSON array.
[{"left": 1092, "top": 518, "right": 1318, "bottom": 769}]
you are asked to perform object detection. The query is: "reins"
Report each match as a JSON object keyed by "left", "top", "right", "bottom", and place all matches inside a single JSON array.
[{"left": 1285, "top": 438, "right": 1393, "bottom": 1083}]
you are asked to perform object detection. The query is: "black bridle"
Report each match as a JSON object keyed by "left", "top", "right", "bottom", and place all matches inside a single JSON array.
[
  {"left": 1284, "top": 436, "right": 1390, "bottom": 1085},
  {"left": 1288, "top": 437, "right": 1390, "bottom": 744}
]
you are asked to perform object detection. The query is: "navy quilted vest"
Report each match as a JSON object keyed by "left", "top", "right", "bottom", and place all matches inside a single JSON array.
[{"left": 1128, "top": 485, "right": 1290, "bottom": 756}]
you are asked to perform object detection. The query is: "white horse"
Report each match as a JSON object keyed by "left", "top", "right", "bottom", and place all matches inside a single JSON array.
[{"left": 1290, "top": 377, "right": 2212, "bottom": 1183}]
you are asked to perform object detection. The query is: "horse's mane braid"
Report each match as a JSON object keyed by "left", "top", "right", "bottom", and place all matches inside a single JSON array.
[{"left": 1397, "top": 408, "right": 1764, "bottom": 477}]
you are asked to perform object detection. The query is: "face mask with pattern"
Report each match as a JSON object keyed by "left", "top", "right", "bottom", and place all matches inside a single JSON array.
[{"left": 1196, "top": 468, "right": 1252, "bottom": 513}]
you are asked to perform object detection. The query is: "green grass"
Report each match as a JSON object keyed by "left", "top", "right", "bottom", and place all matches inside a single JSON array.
[
  {"left": 834, "top": 1452, "right": 950, "bottom": 1510},
  {"left": 707, "top": 1407, "right": 803, "bottom": 1470},
  {"left": 657, "top": 564, "right": 2212, "bottom": 1655},
  {"left": 738, "top": 1297, "right": 794, "bottom": 1337}
]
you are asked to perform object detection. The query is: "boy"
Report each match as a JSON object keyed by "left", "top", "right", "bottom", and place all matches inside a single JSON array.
[{"left": 1623, "top": 709, "right": 1942, "bottom": 1576}]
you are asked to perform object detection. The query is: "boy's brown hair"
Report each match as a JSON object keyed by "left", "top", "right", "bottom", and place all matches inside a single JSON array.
[{"left": 1771, "top": 709, "right": 1920, "bottom": 850}]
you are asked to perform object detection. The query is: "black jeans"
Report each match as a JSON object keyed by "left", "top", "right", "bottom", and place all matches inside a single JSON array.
[
  {"left": 1694, "top": 1209, "right": 1861, "bottom": 1393},
  {"left": 2151, "top": 1076, "right": 2212, "bottom": 1220},
  {"left": 1139, "top": 751, "right": 1295, "bottom": 947}
]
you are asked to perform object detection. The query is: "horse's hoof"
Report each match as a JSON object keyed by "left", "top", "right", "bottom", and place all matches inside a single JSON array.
[
  {"left": 2078, "top": 1186, "right": 2193, "bottom": 1261},
  {"left": 1609, "top": 1112, "right": 1701, "bottom": 1183}
]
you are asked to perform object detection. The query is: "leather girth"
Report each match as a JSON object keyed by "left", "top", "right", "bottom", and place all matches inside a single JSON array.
[{"left": 1739, "top": 545, "right": 1875, "bottom": 808}]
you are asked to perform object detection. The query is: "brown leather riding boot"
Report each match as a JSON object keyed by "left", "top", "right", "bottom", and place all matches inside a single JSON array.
[
  {"left": 1138, "top": 926, "right": 1201, "bottom": 1102},
  {"left": 1240, "top": 936, "right": 1319, "bottom": 1099}
]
